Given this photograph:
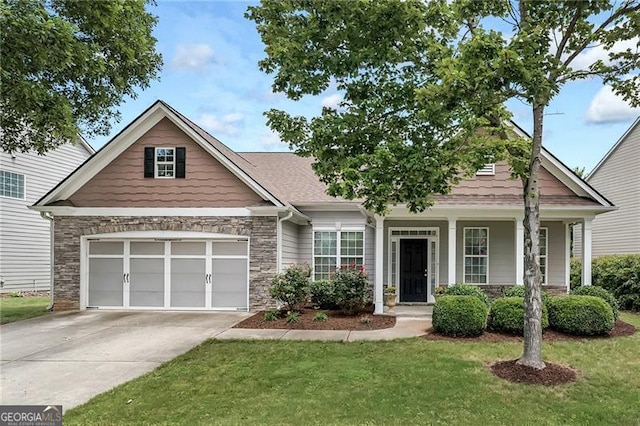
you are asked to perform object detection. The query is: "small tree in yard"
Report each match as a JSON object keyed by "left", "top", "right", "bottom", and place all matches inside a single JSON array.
[{"left": 248, "top": 1, "right": 640, "bottom": 369}]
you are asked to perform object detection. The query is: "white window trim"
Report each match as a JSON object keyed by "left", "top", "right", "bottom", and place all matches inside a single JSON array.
[
  {"left": 311, "top": 227, "right": 365, "bottom": 281},
  {"left": 476, "top": 163, "right": 496, "bottom": 176},
  {"left": 539, "top": 227, "right": 548, "bottom": 285},
  {"left": 0, "top": 170, "right": 26, "bottom": 200},
  {"left": 387, "top": 227, "right": 440, "bottom": 303},
  {"left": 463, "top": 227, "right": 489, "bottom": 285},
  {"left": 155, "top": 147, "right": 175, "bottom": 179}
]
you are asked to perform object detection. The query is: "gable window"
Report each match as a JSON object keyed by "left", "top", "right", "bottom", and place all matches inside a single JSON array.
[
  {"left": 539, "top": 227, "right": 548, "bottom": 284},
  {"left": 0, "top": 170, "right": 25, "bottom": 199},
  {"left": 476, "top": 163, "right": 495, "bottom": 175},
  {"left": 156, "top": 148, "right": 175, "bottom": 178},
  {"left": 313, "top": 230, "right": 364, "bottom": 280},
  {"left": 144, "top": 147, "right": 186, "bottom": 179},
  {"left": 464, "top": 227, "right": 489, "bottom": 284}
]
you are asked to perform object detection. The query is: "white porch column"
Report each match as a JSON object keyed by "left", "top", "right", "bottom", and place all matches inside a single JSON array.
[
  {"left": 581, "top": 218, "right": 593, "bottom": 286},
  {"left": 448, "top": 218, "right": 457, "bottom": 285},
  {"left": 374, "top": 215, "right": 385, "bottom": 314},
  {"left": 515, "top": 217, "right": 524, "bottom": 285},
  {"left": 565, "top": 222, "right": 571, "bottom": 293}
]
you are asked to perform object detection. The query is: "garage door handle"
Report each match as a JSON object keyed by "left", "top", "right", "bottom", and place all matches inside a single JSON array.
[{"left": 205, "top": 273, "right": 212, "bottom": 284}]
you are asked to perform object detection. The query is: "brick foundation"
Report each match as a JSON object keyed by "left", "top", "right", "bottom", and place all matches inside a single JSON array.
[{"left": 52, "top": 216, "right": 277, "bottom": 311}]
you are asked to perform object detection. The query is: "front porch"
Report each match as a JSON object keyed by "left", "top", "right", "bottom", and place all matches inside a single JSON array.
[{"left": 373, "top": 207, "right": 596, "bottom": 314}]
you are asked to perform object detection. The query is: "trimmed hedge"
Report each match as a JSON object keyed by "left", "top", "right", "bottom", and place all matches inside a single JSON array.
[
  {"left": 432, "top": 295, "right": 488, "bottom": 337},
  {"left": 570, "top": 255, "right": 640, "bottom": 311},
  {"left": 488, "top": 297, "right": 549, "bottom": 335},
  {"left": 547, "top": 295, "right": 615, "bottom": 336},
  {"left": 442, "top": 284, "right": 491, "bottom": 308},
  {"left": 571, "top": 286, "right": 619, "bottom": 320},
  {"left": 502, "top": 286, "right": 550, "bottom": 306}
]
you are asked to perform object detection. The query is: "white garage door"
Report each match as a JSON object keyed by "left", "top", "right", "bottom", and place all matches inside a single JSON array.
[{"left": 87, "top": 239, "right": 248, "bottom": 310}]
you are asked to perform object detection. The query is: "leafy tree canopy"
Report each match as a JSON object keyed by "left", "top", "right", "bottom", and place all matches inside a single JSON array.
[
  {"left": 247, "top": 0, "right": 639, "bottom": 214},
  {"left": 1, "top": 0, "right": 162, "bottom": 154}
]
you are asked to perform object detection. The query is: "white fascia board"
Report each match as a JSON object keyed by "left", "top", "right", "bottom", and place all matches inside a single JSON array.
[
  {"left": 29, "top": 206, "right": 254, "bottom": 217},
  {"left": 385, "top": 204, "right": 615, "bottom": 220},
  {"left": 37, "top": 102, "right": 284, "bottom": 207},
  {"left": 540, "top": 151, "right": 612, "bottom": 207},
  {"left": 293, "top": 202, "right": 364, "bottom": 211},
  {"left": 76, "top": 134, "right": 95, "bottom": 154}
]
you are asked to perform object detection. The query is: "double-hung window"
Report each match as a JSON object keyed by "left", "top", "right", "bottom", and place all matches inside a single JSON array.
[
  {"left": 0, "top": 170, "right": 25, "bottom": 199},
  {"left": 539, "top": 227, "right": 548, "bottom": 284},
  {"left": 155, "top": 148, "right": 175, "bottom": 178},
  {"left": 464, "top": 227, "right": 489, "bottom": 284},
  {"left": 313, "top": 230, "right": 364, "bottom": 280}
]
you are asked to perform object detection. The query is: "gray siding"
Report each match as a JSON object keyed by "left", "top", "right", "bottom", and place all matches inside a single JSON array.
[
  {"left": 280, "top": 220, "right": 299, "bottom": 269},
  {"left": 544, "top": 221, "right": 566, "bottom": 285},
  {"left": 0, "top": 142, "right": 92, "bottom": 290},
  {"left": 575, "top": 121, "right": 640, "bottom": 256},
  {"left": 365, "top": 224, "right": 375, "bottom": 285},
  {"left": 456, "top": 221, "right": 515, "bottom": 285}
]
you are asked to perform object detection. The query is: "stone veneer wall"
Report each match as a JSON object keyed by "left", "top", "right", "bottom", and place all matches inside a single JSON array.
[
  {"left": 52, "top": 216, "right": 277, "bottom": 311},
  {"left": 480, "top": 284, "right": 567, "bottom": 300}
]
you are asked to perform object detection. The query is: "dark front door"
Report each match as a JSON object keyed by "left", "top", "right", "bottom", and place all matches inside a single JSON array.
[{"left": 400, "top": 239, "right": 428, "bottom": 302}]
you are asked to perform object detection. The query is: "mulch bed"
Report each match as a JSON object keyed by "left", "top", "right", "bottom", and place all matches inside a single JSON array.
[
  {"left": 234, "top": 306, "right": 396, "bottom": 331},
  {"left": 423, "top": 319, "right": 636, "bottom": 342},
  {"left": 490, "top": 360, "right": 578, "bottom": 385}
]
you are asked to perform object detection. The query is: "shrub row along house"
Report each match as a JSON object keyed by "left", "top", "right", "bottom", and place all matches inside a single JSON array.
[{"left": 32, "top": 101, "right": 614, "bottom": 313}]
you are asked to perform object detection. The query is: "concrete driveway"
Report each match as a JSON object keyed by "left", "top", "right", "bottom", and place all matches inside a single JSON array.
[{"left": 0, "top": 310, "right": 248, "bottom": 410}]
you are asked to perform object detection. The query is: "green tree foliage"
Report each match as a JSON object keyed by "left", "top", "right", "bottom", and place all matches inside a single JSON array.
[
  {"left": 1, "top": 0, "right": 162, "bottom": 154},
  {"left": 248, "top": 0, "right": 640, "bottom": 369}
]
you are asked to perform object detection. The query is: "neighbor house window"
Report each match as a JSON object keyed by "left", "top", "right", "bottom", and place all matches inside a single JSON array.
[
  {"left": 313, "top": 230, "right": 364, "bottom": 280},
  {"left": 464, "top": 227, "right": 488, "bottom": 284},
  {"left": 155, "top": 147, "right": 175, "bottom": 178},
  {"left": 0, "top": 170, "right": 25, "bottom": 199},
  {"left": 539, "top": 227, "right": 548, "bottom": 284}
]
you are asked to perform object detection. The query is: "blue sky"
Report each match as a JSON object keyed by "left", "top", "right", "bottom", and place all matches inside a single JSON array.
[{"left": 90, "top": 1, "right": 640, "bottom": 173}]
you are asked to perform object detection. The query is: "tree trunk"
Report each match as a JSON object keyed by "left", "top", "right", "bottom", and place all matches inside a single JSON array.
[{"left": 517, "top": 102, "right": 546, "bottom": 370}]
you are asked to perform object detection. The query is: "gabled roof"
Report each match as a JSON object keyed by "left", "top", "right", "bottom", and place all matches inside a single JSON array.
[
  {"left": 587, "top": 116, "right": 640, "bottom": 180},
  {"left": 35, "top": 100, "right": 286, "bottom": 207}
]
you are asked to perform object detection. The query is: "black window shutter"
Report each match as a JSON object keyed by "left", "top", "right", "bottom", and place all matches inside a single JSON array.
[
  {"left": 144, "top": 147, "right": 154, "bottom": 178},
  {"left": 176, "top": 147, "right": 186, "bottom": 178}
]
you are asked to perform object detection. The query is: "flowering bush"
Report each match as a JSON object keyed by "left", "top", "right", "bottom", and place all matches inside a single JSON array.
[
  {"left": 332, "top": 266, "right": 369, "bottom": 315},
  {"left": 269, "top": 263, "right": 311, "bottom": 312}
]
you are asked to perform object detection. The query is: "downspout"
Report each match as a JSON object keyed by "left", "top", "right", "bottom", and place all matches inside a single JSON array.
[
  {"left": 40, "top": 211, "right": 55, "bottom": 311},
  {"left": 277, "top": 210, "right": 294, "bottom": 272}
]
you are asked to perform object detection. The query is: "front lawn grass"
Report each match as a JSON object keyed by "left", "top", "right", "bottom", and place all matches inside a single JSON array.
[
  {"left": 0, "top": 295, "right": 50, "bottom": 324},
  {"left": 65, "top": 313, "right": 640, "bottom": 425}
]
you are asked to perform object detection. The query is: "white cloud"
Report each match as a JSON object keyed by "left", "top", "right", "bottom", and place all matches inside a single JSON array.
[
  {"left": 197, "top": 113, "right": 245, "bottom": 136},
  {"left": 570, "top": 37, "right": 639, "bottom": 71},
  {"left": 170, "top": 44, "right": 215, "bottom": 71},
  {"left": 585, "top": 86, "right": 640, "bottom": 124},
  {"left": 321, "top": 93, "right": 342, "bottom": 110},
  {"left": 260, "top": 129, "right": 289, "bottom": 151}
]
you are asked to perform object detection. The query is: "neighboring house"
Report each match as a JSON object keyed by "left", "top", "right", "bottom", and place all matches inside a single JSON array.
[
  {"left": 32, "top": 101, "right": 613, "bottom": 313},
  {"left": 0, "top": 140, "right": 94, "bottom": 291},
  {"left": 574, "top": 117, "right": 640, "bottom": 257}
]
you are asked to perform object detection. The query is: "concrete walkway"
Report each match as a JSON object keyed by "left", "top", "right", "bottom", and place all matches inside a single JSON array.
[{"left": 214, "top": 317, "right": 431, "bottom": 341}]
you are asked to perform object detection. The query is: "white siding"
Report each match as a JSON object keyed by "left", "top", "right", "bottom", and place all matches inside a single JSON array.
[
  {"left": 0, "top": 142, "right": 92, "bottom": 290},
  {"left": 575, "top": 121, "right": 640, "bottom": 257},
  {"left": 281, "top": 220, "right": 299, "bottom": 269}
]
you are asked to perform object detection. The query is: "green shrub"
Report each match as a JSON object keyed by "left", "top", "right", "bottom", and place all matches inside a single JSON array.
[
  {"left": 571, "top": 286, "right": 619, "bottom": 320},
  {"left": 263, "top": 309, "right": 280, "bottom": 321},
  {"left": 570, "top": 257, "right": 582, "bottom": 289},
  {"left": 333, "top": 266, "right": 369, "bottom": 316},
  {"left": 442, "top": 284, "right": 491, "bottom": 308},
  {"left": 360, "top": 315, "right": 372, "bottom": 324},
  {"left": 502, "top": 286, "right": 550, "bottom": 305},
  {"left": 488, "top": 297, "right": 549, "bottom": 335},
  {"left": 269, "top": 264, "right": 310, "bottom": 312},
  {"left": 313, "top": 312, "right": 328, "bottom": 322},
  {"left": 432, "top": 295, "right": 488, "bottom": 337},
  {"left": 286, "top": 311, "right": 300, "bottom": 324},
  {"left": 310, "top": 279, "right": 336, "bottom": 310},
  {"left": 570, "top": 255, "right": 640, "bottom": 312},
  {"left": 547, "top": 295, "right": 615, "bottom": 336}
]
